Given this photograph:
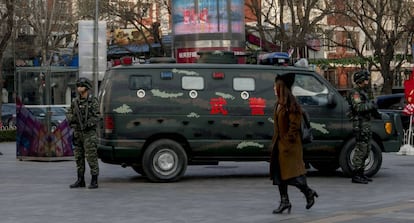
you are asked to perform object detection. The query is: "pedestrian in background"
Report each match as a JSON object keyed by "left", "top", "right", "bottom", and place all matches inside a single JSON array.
[
  {"left": 67, "top": 77, "right": 100, "bottom": 189},
  {"left": 270, "top": 74, "right": 318, "bottom": 214},
  {"left": 347, "top": 70, "right": 380, "bottom": 184}
]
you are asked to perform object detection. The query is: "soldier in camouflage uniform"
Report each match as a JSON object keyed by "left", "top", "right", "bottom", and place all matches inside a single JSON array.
[
  {"left": 67, "top": 77, "right": 100, "bottom": 189},
  {"left": 347, "top": 70, "right": 380, "bottom": 184}
]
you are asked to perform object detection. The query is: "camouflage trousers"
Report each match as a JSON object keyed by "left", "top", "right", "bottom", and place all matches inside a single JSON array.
[
  {"left": 73, "top": 130, "right": 99, "bottom": 176},
  {"left": 352, "top": 120, "right": 372, "bottom": 170}
]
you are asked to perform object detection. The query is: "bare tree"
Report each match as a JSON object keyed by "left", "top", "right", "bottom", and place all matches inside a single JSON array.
[
  {"left": 323, "top": 0, "right": 414, "bottom": 94},
  {"left": 0, "top": 0, "right": 14, "bottom": 125},
  {"left": 16, "top": 0, "right": 76, "bottom": 66},
  {"left": 245, "top": 0, "right": 326, "bottom": 57},
  {"left": 102, "top": 0, "right": 171, "bottom": 57}
]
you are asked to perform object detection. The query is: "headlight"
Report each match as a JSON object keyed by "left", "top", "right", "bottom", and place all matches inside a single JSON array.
[{"left": 385, "top": 122, "right": 392, "bottom": 135}]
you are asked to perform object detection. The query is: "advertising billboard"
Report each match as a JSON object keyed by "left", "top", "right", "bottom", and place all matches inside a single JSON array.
[
  {"left": 173, "top": 0, "right": 243, "bottom": 35},
  {"left": 172, "top": 0, "right": 245, "bottom": 63}
]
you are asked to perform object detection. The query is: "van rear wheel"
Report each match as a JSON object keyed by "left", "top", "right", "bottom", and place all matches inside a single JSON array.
[
  {"left": 142, "top": 139, "right": 188, "bottom": 182},
  {"left": 339, "top": 138, "right": 382, "bottom": 177}
]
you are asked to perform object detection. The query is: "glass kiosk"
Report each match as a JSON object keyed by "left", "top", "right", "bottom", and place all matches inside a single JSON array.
[{"left": 15, "top": 66, "right": 78, "bottom": 160}]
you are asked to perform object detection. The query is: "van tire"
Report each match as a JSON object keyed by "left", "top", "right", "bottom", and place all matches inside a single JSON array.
[
  {"left": 142, "top": 139, "right": 188, "bottom": 182},
  {"left": 339, "top": 138, "right": 382, "bottom": 177}
]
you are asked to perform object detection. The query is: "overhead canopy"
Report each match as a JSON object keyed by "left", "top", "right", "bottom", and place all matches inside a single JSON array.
[{"left": 107, "top": 43, "right": 162, "bottom": 56}]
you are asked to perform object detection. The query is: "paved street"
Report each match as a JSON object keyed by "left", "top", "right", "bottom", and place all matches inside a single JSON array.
[{"left": 1, "top": 141, "right": 414, "bottom": 223}]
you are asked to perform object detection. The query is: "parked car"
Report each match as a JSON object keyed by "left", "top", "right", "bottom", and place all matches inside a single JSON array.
[
  {"left": 1, "top": 103, "right": 16, "bottom": 128},
  {"left": 375, "top": 93, "right": 410, "bottom": 130},
  {"left": 26, "top": 106, "right": 68, "bottom": 131}
]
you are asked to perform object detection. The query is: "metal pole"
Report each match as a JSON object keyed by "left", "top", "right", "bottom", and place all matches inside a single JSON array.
[{"left": 93, "top": 0, "right": 99, "bottom": 96}]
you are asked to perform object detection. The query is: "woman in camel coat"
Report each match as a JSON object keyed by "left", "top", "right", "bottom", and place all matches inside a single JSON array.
[{"left": 270, "top": 74, "right": 318, "bottom": 214}]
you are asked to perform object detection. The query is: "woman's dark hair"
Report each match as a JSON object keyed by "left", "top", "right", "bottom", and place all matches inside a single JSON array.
[
  {"left": 275, "top": 74, "right": 295, "bottom": 90},
  {"left": 275, "top": 74, "right": 302, "bottom": 113}
]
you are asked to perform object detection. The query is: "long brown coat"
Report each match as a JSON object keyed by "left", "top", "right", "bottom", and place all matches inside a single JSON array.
[{"left": 270, "top": 105, "right": 306, "bottom": 183}]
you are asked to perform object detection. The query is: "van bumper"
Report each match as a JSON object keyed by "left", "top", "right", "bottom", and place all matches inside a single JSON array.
[
  {"left": 382, "top": 139, "right": 402, "bottom": 153},
  {"left": 97, "top": 140, "right": 145, "bottom": 164}
]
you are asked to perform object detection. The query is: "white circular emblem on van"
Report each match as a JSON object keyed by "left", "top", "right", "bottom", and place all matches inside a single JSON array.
[
  {"left": 241, "top": 91, "right": 249, "bottom": 100},
  {"left": 189, "top": 90, "right": 198, "bottom": 99},
  {"left": 137, "top": 89, "right": 146, "bottom": 98}
]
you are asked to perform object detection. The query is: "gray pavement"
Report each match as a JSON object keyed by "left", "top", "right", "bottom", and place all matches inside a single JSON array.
[{"left": 1, "top": 141, "right": 414, "bottom": 223}]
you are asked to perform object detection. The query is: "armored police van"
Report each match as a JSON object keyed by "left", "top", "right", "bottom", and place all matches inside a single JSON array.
[{"left": 97, "top": 62, "right": 403, "bottom": 182}]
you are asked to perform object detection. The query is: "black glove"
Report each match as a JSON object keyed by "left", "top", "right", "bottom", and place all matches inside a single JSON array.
[{"left": 85, "top": 121, "right": 96, "bottom": 129}]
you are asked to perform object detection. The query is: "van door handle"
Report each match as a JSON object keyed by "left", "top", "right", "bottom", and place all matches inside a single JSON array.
[
  {"left": 157, "top": 119, "right": 164, "bottom": 123},
  {"left": 257, "top": 121, "right": 264, "bottom": 126},
  {"left": 182, "top": 121, "right": 189, "bottom": 125},
  {"left": 233, "top": 123, "right": 239, "bottom": 127},
  {"left": 208, "top": 120, "right": 214, "bottom": 125},
  {"left": 134, "top": 121, "right": 141, "bottom": 126}
]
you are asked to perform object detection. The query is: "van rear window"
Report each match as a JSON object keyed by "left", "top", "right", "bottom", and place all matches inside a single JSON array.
[{"left": 129, "top": 76, "right": 152, "bottom": 90}]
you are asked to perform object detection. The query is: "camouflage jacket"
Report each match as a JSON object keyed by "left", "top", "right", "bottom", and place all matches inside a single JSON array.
[
  {"left": 66, "top": 94, "right": 100, "bottom": 131},
  {"left": 347, "top": 86, "right": 374, "bottom": 121}
]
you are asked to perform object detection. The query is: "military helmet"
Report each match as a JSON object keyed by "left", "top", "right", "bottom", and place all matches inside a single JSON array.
[
  {"left": 76, "top": 77, "right": 93, "bottom": 89},
  {"left": 353, "top": 70, "right": 370, "bottom": 83}
]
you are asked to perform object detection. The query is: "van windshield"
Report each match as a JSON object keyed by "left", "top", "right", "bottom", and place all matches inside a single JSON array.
[{"left": 293, "top": 74, "right": 329, "bottom": 106}]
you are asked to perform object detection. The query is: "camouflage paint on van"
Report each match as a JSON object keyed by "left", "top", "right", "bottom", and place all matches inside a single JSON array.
[{"left": 97, "top": 63, "right": 403, "bottom": 181}]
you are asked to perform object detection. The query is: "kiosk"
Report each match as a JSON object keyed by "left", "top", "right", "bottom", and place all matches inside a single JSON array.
[{"left": 15, "top": 66, "right": 78, "bottom": 160}]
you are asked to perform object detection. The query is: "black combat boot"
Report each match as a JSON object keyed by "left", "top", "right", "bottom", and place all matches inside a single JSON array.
[
  {"left": 293, "top": 176, "right": 318, "bottom": 209},
  {"left": 88, "top": 175, "right": 98, "bottom": 189},
  {"left": 351, "top": 169, "right": 368, "bottom": 184},
  {"left": 273, "top": 184, "right": 292, "bottom": 214},
  {"left": 361, "top": 174, "right": 373, "bottom": 182},
  {"left": 69, "top": 173, "right": 85, "bottom": 188}
]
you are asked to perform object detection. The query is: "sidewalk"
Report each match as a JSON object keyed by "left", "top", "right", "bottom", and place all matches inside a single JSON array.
[{"left": 2, "top": 141, "right": 414, "bottom": 223}]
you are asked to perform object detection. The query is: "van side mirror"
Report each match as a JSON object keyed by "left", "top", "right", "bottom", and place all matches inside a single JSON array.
[{"left": 327, "top": 93, "right": 337, "bottom": 107}]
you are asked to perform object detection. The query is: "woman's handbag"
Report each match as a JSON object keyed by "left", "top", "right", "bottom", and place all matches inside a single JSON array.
[{"left": 301, "top": 110, "right": 313, "bottom": 144}]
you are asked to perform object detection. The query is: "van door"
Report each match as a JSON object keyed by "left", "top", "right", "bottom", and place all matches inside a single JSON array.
[
  {"left": 292, "top": 72, "right": 346, "bottom": 155},
  {"left": 191, "top": 67, "right": 275, "bottom": 158}
]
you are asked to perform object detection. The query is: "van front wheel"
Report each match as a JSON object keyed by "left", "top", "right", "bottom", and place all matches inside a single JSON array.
[
  {"left": 339, "top": 138, "right": 382, "bottom": 177},
  {"left": 142, "top": 139, "right": 188, "bottom": 182}
]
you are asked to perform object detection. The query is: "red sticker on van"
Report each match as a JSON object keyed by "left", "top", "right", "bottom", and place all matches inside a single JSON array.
[
  {"left": 210, "top": 97, "right": 228, "bottom": 115},
  {"left": 249, "top": 98, "right": 266, "bottom": 115}
]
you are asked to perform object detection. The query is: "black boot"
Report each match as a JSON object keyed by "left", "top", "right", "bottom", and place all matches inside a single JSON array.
[
  {"left": 351, "top": 169, "right": 368, "bottom": 184},
  {"left": 69, "top": 173, "right": 85, "bottom": 188},
  {"left": 304, "top": 188, "right": 318, "bottom": 209},
  {"left": 361, "top": 174, "right": 373, "bottom": 182},
  {"left": 88, "top": 175, "right": 98, "bottom": 189},
  {"left": 292, "top": 175, "right": 318, "bottom": 209},
  {"left": 273, "top": 195, "right": 291, "bottom": 214},
  {"left": 273, "top": 184, "right": 292, "bottom": 214}
]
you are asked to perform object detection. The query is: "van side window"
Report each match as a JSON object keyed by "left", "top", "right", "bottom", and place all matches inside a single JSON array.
[
  {"left": 129, "top": 76, "right": 152, "bottom": 90},
  {"left": 293, "top": 74, "right": 329, "bottom": 106},
  {"left": 233, "top": 77, "right": 255, "bottom": 91},
  {"left": 182, "top": 76, "right": 204, "bottom": 90}
]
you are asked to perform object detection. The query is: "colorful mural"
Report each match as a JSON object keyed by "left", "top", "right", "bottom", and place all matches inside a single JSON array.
[{"left": 16, "top": 98, "right": 74, "bottom": 160}]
